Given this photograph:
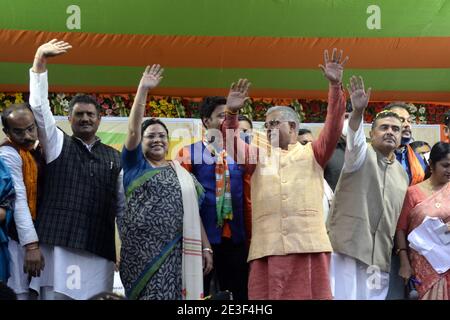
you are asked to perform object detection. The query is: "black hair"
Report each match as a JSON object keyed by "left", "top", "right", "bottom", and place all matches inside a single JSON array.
[
  {"left": 425, "top": 142, "right": 450, "bottom": 178},
  {"left": 68, "top": 94, "right": 102, "bottom": 117},
  {"left": 384, "top": 102, "right": 410, "bottom": 113},
  {"left": 238, "top": 114, "right": 253, "bottom": 129},
  {"left": 444, "top": 110, "right": 450, "bottom": 127},
  {"left": 409, "top": 141, "right": 431, "bottom": 152},
  {"left": 1, "top": 103, "right": 33, "bottom": 131},
  {"left": 298, "top": 128, "right": 312, "bottom": 136},
  {"left": 371, "top": 110, "right": 402, "bottom": 129},
  {"left": 200, "top": 96, "right": 226, "bottom": 127},
  {"left": 141, "top": 118, "right": 169, "bottom": 137}
]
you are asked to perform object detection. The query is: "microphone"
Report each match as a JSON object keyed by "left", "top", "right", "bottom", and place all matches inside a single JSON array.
[{"left": 406, "top": 277, "right": 419, "bottom": 300}]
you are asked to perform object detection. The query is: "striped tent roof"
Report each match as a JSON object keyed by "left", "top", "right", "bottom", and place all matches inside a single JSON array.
[{"left": 1, "top": 0, "right": 450, "bottom": 102}]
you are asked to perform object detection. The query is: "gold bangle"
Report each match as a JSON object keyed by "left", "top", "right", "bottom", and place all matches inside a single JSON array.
[{"left": 202, "top": 248, "right": 213, "bottom": 254}]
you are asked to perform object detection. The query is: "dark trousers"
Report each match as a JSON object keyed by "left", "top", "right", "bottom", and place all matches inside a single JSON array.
[
  {"left": 386, "top": 251, "right": 406, "bottom": 300},
  {"left": 204, "top": 238, "right": 249, "bottom": 300}
]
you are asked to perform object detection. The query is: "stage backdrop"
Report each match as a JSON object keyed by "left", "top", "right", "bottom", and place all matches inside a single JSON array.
[{"left": 2, "top": 0, "right": 450, "bottom": 102}]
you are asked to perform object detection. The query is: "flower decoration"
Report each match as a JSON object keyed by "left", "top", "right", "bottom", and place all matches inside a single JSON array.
[
  {"left": 0, "top": 93, "right": 25, "bottom": 111},
  {"left": 0, "top": 92, "right": 448, "bottom": 124}
]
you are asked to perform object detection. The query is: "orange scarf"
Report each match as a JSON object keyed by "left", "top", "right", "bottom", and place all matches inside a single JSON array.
[
  {"left": 16, "top": 146, "right": 38, "bottom": 220},
  {"left": 407, "top": 144, "right": 425, "bottom": 186}
]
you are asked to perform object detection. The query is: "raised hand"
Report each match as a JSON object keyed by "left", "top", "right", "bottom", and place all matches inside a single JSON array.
[
  {"left": 347, "top": 76, "right": 371, "bottom": 113},
  {"left": 319, "top": 48, "right": 348, "bottom": 85},
  {"left": 139, "top": 64, "right": 164, "bottom": 90},
  {"left": 35, "top": 39, "right": 72, "bottom": 59},
  {"left": 33, "top": 39, "right": 72, "bottom": 73},
  {"left": 226, "top": 78, "right": 251, "bottom": 112}
]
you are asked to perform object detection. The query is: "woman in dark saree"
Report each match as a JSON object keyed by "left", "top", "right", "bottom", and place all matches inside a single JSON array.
[{"left": 118, "top": 65, "right": 213, "bottom": 300}]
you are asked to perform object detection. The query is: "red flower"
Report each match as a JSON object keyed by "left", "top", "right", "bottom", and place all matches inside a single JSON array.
[
  {"left": 375, "top": 105, "right": 384, "bottom": 113},
  {"left": 255, "top": 105, "right": 264, "bottom": 112},
  {"left": 310, "top": 103, "right": 320, "bottom": 114},
  {"left": 365, "top": 114, "right": 374, "bottom": 123},
  {"left": 428, "top": 108, "right": 436, "bottom": 115}
]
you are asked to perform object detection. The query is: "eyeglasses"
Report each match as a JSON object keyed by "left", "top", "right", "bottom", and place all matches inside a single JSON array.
[{"left": 263, "top": 120, "right": 291, "bottom": 129}]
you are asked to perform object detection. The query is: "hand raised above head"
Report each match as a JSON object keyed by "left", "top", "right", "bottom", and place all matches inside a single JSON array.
[
  {"left": 226, "top": 78, "right": 251, "bottom": 112},
  {"left": 319, "top": 48, "right": 349, "bottom": 85},
  {"left": 35, "top": 39, "right": 72, "bottom": 59},
  {"left": 139, "top": 64, "right": 164, "bottom": 90},
  {"left": 347, "top": 75, "right": 371, "bottom": 113}
]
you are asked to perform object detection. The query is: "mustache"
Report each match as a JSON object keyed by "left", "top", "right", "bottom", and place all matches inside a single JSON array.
[{"left": 383, "top": 134, "right": 397, "bottom": 140}]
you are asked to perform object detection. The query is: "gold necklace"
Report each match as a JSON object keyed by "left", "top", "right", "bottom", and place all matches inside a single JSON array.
[{"left": 423, "top": 180, "right": 444, "bottom": 208}]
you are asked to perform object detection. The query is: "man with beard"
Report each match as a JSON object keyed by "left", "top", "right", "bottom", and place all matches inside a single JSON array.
[
  {"left": 0, "top": 103, "right": 45, "bottom": 299},
  {"left": 384, "top": 102, "right": 426, "bottom": 186},
  {"left": 383, "top": 102, "right": 426, "bottom": 300},
  {"left": 327, "top": 76, "right": 409, "bottom": 300}
]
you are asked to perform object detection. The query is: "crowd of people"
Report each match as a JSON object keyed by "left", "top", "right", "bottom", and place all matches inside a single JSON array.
[{"left": 0, "top": 40, "right": 449, "bottom": 300}]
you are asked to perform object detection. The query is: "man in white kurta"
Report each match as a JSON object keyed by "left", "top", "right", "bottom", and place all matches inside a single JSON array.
[
  {"left": 327, "top": 76, "right": 409, "bottom": 300},
  {"left": 27, "top": 40, "right": 125, "bottom": 300}
]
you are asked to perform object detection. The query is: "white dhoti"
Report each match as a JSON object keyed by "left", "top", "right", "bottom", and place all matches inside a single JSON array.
[
  {"left": 330, "top": 252, "right": 390, "bottom": 300},
  {"left": 7, "top": 239, "right": 33, "bottom": 299},
  {"left": 29, "top": 244, "right": 115, "bottom": 300}
]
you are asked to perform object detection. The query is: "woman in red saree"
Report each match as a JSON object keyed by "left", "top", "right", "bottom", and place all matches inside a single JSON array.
[{"left": 396, "top": 142, "right": 450, "bottom": 300}]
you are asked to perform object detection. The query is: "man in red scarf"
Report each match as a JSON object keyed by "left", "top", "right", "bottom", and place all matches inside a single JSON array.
[{"left": 384, "top": 102, "right": 426, "bottom": 186}]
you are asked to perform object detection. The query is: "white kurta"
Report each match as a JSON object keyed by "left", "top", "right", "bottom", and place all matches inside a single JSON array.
[
  {"left": 29, "top": 69, "right": 125, "bottom": 300},
  {"left": 0, "top": 145, "right": 40, "bottom": 296},
  {"left": 6, "top": 240, "right": 29, "bottom": 296},
  {"left": 329, "top": 117, "right": 390, "bottom": 300}
]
